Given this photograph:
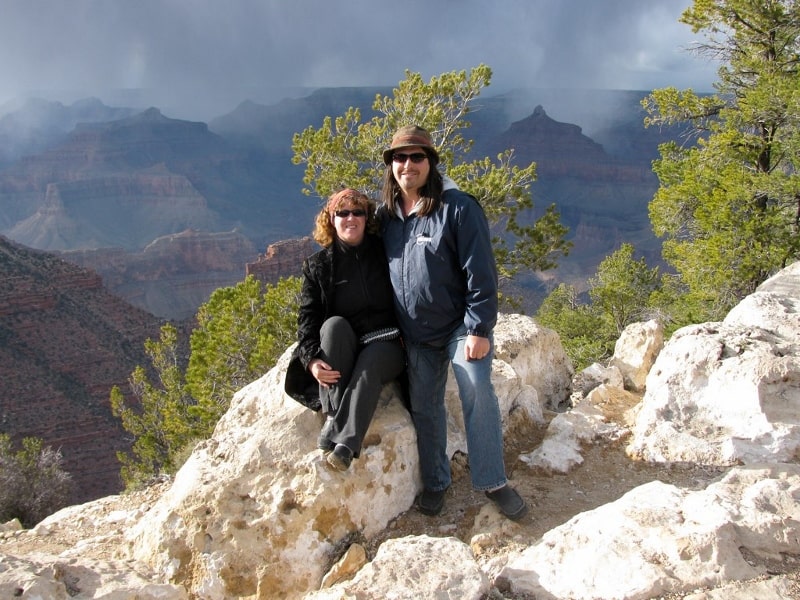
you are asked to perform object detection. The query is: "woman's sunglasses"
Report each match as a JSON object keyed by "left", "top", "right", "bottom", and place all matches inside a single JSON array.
[
  {"left": 392, "top": 152, "right": 428, "bottom": 164},
  {"left": 334, "top": 209, "right": 366, "bottom": 218}
]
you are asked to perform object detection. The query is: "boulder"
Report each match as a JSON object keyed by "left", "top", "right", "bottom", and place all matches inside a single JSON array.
[
  {"left": 125, "top": 314, "right": 552, "bottom": 598},
  {"left": 499, "top": 464, "right": 800, "bottom": 599},
  {"left": 610, "top": 318, "right": 664, "bottom": 392},
  {"left": 628, "top": 262, "right": 800, "bottom": 465}
]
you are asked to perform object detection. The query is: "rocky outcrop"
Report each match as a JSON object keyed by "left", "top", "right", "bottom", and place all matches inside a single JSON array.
[
  {"left": 62, "top": 228, "right": 259, "bottom": 320},
  {"left": 489, "top": 105, "right": 653, "bottom": 183},
  {"left": 120, "top": 314, "right": 562, "bottom": 598},
  {"left": 0, "top": 235, "right": 164, "bottom": 503},
  {"left": 245, "top": 236, "right": 317, "bottom": 286},
  {"left": 0, "top": 97, "right": 137, "bottom": 168},
  {"left": 3, "top": 262, "right": 799, "bottom": 599},
  {"left": 7, "top": 169, "right": 221, "bottom": 251},
  {"left": 628, "top": 260, "right": 800, "bottom": 465},
  {"left": 500, "top": 464, "right": 800, "bottom": 599}
]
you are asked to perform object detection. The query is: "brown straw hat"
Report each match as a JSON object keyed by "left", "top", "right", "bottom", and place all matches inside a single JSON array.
[{"left": 382, "top": 125, "right": 440, "bottom": 165}]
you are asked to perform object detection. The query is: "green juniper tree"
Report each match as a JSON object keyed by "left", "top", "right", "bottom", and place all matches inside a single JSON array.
[
  {"left": 537, "top": 244, "right": 661, "bottom": 370},
  {"left": 111, "top": 276, "right": 301, "bottom": 488},
  {"left": 535, "top": 282, "right": 611, "bottom": 371},
  {"left": 186, "top": 275, "right": 301, "bottom": 426},
  {"left": 588, "top": 243, "right": 661, "bottom": 336},
  {"left": 110, "top": 323, "right": 197, "bottom": 488},
  {"left": 292, "top": 65, "right": 571, "bottom": 306},
  {"left": 642, "top": 0, "right": 800, "bottom": 323}
]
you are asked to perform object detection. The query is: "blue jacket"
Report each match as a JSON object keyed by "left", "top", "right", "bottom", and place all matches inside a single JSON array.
[{"left": 378, "top": 188, "right": 498, "bottom": 345}]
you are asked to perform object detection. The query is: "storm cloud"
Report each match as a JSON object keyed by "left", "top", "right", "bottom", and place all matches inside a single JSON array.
[{"left": 0, "top": 0, "right": 718, "bottom": 120}]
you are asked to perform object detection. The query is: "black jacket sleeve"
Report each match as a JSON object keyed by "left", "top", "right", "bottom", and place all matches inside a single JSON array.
[{"left": 283, "top": 247, "right": 332, "bottom": 412}]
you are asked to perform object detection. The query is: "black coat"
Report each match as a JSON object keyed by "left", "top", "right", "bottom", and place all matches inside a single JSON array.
[{"left": 284, "top": 234, "right": 398, "bottom": 411}]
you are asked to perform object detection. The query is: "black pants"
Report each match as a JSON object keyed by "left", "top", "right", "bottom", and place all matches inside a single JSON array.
[{"left": 318, "top": 316, "right": 405, "bottom": 456}]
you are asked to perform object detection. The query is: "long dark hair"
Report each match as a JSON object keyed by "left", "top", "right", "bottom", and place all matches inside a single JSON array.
[{"left": 379, "top": 154, "right": 444, "bottom": 218}]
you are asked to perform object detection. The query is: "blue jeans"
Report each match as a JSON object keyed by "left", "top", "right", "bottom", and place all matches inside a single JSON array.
[{"left": 405, "top": 324, "right": 507, "bottom": 492}]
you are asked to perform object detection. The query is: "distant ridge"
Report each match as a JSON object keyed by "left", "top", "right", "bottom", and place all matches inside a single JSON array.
[
  {"left": 0, "top": 96, "right": 137, "bottom": 167},
  {"left": 0, "top": 87, "right": 685, "bottom": 314}
]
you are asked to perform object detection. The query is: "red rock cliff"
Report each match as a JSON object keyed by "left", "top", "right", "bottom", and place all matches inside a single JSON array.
[{"left": 0, "top": 235, "right": 164, "bottom": 504}]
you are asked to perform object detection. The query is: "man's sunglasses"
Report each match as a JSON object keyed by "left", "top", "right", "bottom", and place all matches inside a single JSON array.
[
  {"left": 392, "top": 152, "right": 428, "bottom": 164},
  {"left": 334, "top": 209, "right": 366, "bottom": 218}
]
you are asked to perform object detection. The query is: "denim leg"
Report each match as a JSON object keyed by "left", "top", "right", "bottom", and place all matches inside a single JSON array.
[
  {"left": 448, "top": 330, "right": 508, "bottom": 491},
  {"left": 406, "top": 342, "right": 451, "bottom": 492}
]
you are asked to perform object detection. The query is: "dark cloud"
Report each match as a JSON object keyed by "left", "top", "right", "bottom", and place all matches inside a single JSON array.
[{"left": 0, "top": 0, "right": 717, "bottom": 120}]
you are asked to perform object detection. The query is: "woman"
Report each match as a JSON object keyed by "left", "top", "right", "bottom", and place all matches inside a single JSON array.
[
  {"left": 377, "top": 125, "right": 527, "bottom": 520},
  {"left": 284, "top": 188, "right": 405, "bottom": 471}
]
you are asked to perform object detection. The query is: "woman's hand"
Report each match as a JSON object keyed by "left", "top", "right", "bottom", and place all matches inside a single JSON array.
[
  {"left": 309, "top": 358, "right": 340, "bottom": 388},
  {"left": 465, "top": 335, "right": 491, "bottom": 361}
]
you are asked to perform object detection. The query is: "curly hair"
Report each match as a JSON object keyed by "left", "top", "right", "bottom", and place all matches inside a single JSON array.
[{"left": 312, "top": 188, "right": 379, "bottom": 247}]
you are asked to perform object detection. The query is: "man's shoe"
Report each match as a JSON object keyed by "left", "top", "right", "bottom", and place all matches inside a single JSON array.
[
  {"left": 416, "top": 488, "right": 447, "bottom": 516},
  {"left": 326, "top": 444, "right": 353, "bottom": 471},
  {"left": 485, "top": 485, "right": 528, "bottom": 521},
  {"left": 317, "top": 417, "right": 335, "bottom": 452}
]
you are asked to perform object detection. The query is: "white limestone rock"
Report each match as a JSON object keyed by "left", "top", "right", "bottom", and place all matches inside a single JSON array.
[
  {"left": 610, "top": 318, "right": 664, "bottom": 392},
  {"left": 494, "top": 313, "right": 574, "bottom": 411},
  {"left": 520, "top": 384, "right": 629, "bottom": 472},
  {"left": 0, "top": 553, "right": 187, "bottom": 600},
  {"left": 499, "top": 464, "right": 800, "bottom": 599},
  {"left": 572, "top": 361, "right": 624, "bottom": 397},
  {"left": 628, "top": 262, "right": 800, "bottom": 465},
  {"left": 126, "top": 314, "right": 550, "bottom": 599},
  {"left": 6, "top": 269, "right": 800, "bottom": 600},
  {"left": 305, "top": 535, "right": 489, "bottom": 600},
  {"left": 126, "top": 351, "right": 419, "bottom": 599}
]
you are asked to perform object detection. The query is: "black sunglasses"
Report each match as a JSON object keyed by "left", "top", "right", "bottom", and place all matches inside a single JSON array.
[
  {"left": 392, "top": 152, "right": 428, "bottom": 164},
  {"left": 334, "top": 209, "right": 366, "bottom": 218}
]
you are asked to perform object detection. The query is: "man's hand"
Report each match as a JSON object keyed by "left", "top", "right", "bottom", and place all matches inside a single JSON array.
[{"left": 465, "top": 335, "right": 491, "bottom": 361}]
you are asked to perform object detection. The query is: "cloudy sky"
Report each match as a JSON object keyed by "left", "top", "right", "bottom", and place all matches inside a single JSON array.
[{"left": 1, "top": 0, "right": 719, "bottom": 120}]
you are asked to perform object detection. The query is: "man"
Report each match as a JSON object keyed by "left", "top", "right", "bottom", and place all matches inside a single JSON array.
[{"left": 377, "top": 125, "right": 527, "bottom": 520}]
